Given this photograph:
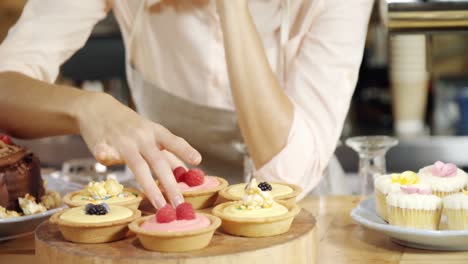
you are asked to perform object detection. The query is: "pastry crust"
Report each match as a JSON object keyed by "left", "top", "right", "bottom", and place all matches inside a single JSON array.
[
  {"left": 49, "top": 207, "right": 141, "bottom": 243},
  {"left": 212, "top": 201, "right": 301, "bottom": 237},
  {"left": 160, "top": 176, "right": 228, "bottom": 209},
  {"left": 219, "top": 182, "right": 302, "bottom": 207},
  {"left": 63, "top": 188, "right": 143, "bottom": 210},
  {"left": 129, "top": 213, "right": 221, "bottom": 252}
]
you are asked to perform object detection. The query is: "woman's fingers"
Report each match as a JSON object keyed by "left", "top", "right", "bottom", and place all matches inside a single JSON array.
[
  {"left": 161, "top": 150, "right": 187, "bottom": 169},
  {"left": 94, "top": 142, "right": 123, "bottom": 166},
  {"left": 119, "top": 141, "right": 167, "bottom": 209},
  {"left": 141, "top": 145, "right": 184, "bottom": 207},
  {"left": 154, "top": 124, "right": 202, "bottom": 165}
]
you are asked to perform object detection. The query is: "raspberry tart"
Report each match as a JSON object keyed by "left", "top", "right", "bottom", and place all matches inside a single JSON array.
[
  {"left": 159, "top": 167, "right": 228, "bottom": 209},
  {"left": 64, "top": 178, "right": 143, "bottom": 209},
  {"left": 50, "top": 203, "right": 141, "bottom": 243},
  {"left": 219, "top": 180, "right": 302, "bottom": 207},
  {"left": 213, "top": 178, "right": 301, "bottom": 237},
  {"left": 129, "top": 202, "right": 221, "bottom": 252}
]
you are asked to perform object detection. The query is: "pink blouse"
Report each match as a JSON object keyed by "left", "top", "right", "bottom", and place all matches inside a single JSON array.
[{"left": 0, "top": 0, "right": 373, "bottom": 198}]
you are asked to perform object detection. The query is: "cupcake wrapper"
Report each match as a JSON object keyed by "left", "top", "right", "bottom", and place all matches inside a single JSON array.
[
  {"left": 375, "top": 190, "right": 388, "bottom": 222},
  {"left": 388, "top": 206, "right": 441, "bottom": 230},
  {"left": 432, "top": 189, "right": 463, "bottom": 198},
  {"left": 444, "top": 208, "right": 468, "bottom": 230}
]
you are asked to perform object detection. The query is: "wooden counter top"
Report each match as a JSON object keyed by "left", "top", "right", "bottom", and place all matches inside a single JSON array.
[{"left": 2, "top": 195, "right": 468, "bottom": 264}]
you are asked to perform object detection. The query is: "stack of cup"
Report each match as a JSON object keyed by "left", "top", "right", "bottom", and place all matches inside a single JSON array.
[{"left": 389, "top": 35, "right": 429, "bottom": 137}]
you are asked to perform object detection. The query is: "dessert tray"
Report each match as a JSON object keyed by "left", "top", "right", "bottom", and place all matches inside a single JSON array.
[
  {"left": 35, "top": 205, "right": 317, "bottom": 264},
  {"left": 351, "top": 197, "right": 468, "bottom": 251}
]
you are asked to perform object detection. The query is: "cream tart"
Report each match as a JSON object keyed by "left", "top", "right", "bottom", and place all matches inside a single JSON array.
[
  {"left": 129, "top": 202, "right": 221, "bottom": 252},
  {"left": 50, "top": 203, "right": 141, "bottom": 243},
  {"left": 213, "top": 178, "right": 301, "bottom": 237},
  {"left": 64, "top": 178, "right": 143, "bottom": 209},
  {"left": 159, "top": 167, "right": 228, "bottom": 209},
  {"left": 219, "top": 180, "right": 302, "bottom": 207}
]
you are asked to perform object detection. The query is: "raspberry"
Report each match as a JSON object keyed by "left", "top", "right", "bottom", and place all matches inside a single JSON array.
[
  {"left": 176, "top": 202, "right": 196, "bottom": 220},
  {"left": 184, "top": 169, "right": 205, "bottom": 186},
  {"left": 0, "top": 135, "right": 12, "bottom": 145},
  {"left": 173, "top": 166, "right": 187, "bottom": 183},
  {"left": 156, "top": 204, "right": 176, "bottom": 223}
]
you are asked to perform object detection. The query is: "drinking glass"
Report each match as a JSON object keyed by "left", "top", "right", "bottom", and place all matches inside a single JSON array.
[
  {"left": 346, "top": 136, "right": 398, "bottom": 197},
  {"left": 232, "top": 142, "right": 255, "bottom": 183}
]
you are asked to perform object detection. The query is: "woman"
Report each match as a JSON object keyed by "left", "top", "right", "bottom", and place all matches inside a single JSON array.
[{"left": 0, "top": 0, "right": 373, "bottom": 209}]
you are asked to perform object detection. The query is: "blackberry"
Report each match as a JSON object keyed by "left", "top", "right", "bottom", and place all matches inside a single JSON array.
[
  {"left": 85, "top": 203, "right": 109, "bottom": 215},
  {"left": 258, "top": 182, "right": 272, "bottom": 191}
]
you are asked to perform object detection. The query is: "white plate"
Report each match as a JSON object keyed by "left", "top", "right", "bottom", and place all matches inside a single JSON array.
[
  {"left": 0, "top": 174, "right": 81, "bottom": 239},
  {"left": 351, "top": 197, "right": 468, "bottom": 251}
]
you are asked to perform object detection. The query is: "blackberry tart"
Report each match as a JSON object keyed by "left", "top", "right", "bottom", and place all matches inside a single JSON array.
[{"left": 50, "top": 203, "right": 141, "bottom": 243}]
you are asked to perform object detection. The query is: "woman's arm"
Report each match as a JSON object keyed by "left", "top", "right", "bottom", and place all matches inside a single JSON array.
[
  {"left": 0, "top": 0, "right": 201, "bottom": 209},
  {"left": 216, "top": 0, "right": 294, "bottom": 169}
]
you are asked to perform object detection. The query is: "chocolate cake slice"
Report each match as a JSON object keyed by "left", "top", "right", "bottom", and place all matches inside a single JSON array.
[{"left": 0, "top": 141, "right": 44, "bottom": 212}]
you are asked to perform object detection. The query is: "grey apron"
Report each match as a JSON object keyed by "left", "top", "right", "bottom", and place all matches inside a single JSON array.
[{"left": 125, "top": 1, "right": 245, "bottom": 182}]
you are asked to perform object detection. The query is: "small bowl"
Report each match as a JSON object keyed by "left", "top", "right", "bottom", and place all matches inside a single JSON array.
[
  {"left": 212, "top": 201, "right": 301, "bottom": 238},
  {"left": 49, "top": 207, "right": 141, "bottom": 243},
  {"left": 129, "top": 213, "right": 221, "bottom": 252},
  {"left": 63, "top": 188, "right": 144, "bottom": 210}
]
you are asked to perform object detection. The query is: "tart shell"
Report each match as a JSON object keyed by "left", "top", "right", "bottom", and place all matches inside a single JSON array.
[
  {"left": 129, "top": 213, "right": 221, "bottom": 252},
  {"left": 49, "top": 207, "right": 141, "bottom": 244},
  {"left": 212, "top": 201, "right": 301, "bottom": 237},
  {"left": 160, "top": 176, "right": 228, "bottom": 209},
  {"left": 63, "top": 188, "right": 144, "bottom": 210},
  {"left": 218, "top": 182, "right": 302, "bottom": 207}
]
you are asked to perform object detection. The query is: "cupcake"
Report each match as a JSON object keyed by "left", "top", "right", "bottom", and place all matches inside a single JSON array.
[
  {"left": 212, "top": 178, "right": 301, "bottom": 237},
  {"left": 374, "top": 171, "right": 419, "bottom": 221},
  {"left": 129, "top": 202, "right": 220, "bottom": 252},
  {"left": 159, "top": 167, "right": 228, "bottom": 209},
  {"left": 418, "top": 161, "right": 468, "bottom": 197},
  {"left": 386, "top": 184, "right": 442, "bottom": 230},
  {"left": 50, "top": 203, "right": 141, "bottom": 243},
  {"left": 219, "top": 180, "right": 302, "bottom": 207},
  {"left": 64, "top": 178, "right": 143, "bottom": 209},
  {"left": 442, "top": 191, "right": 468, "bottom": 230}
]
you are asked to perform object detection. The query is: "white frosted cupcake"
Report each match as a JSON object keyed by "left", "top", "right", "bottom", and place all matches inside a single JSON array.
[
  {"left": 387, "top": 184, "right": 442, "bottom": 230},
  {"left": 442, "top": 192, "right": 468, "bottom": 230},
  {"left": 374, "top": 171, "right": 420, "bottom": 221},
  {"left": 418, "top": 161, "right": 468, "bottom": 197}
]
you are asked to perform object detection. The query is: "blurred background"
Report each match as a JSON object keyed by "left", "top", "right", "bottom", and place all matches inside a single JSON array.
[{"left": 3, "top": 1, "right": 468, "bottom": 185}]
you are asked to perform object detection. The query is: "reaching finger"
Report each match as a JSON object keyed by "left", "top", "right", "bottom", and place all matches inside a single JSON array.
[
  {"left": 154, "top": 124, "right": 202, "bottom": 165},
  {"left": 141, "top": 145, "right": 184, "bottom": 207},
  {"left": 161, "top": 150, "right": 187, "bottom": 169},
  {"left": 119, "top": 142, "right": 167, "bottom": 209},
  {"left": 94, "top": 142, "right": 124, "bottom": 166}
]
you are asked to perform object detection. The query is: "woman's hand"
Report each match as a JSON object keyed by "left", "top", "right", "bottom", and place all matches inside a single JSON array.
[{"left": 74, "top": 92, "right": 201, "bottom": 209}]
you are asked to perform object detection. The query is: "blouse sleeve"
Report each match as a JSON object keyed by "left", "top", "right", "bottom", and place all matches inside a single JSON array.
[
  {"left": 256, "top": 0, "right": 373, "bottom": 199},
  {"left": 0, "top": 0, "right": 108, "bottom": 83}
]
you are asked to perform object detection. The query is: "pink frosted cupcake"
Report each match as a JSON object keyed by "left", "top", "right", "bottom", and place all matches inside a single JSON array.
[{"left": 418, "top": 161, "right": 468, "bottom": 197}]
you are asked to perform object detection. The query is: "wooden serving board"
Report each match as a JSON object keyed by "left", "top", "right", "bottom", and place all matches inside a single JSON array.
[{"left": 35, "top": 209, "right": 317, "bottom": 264}]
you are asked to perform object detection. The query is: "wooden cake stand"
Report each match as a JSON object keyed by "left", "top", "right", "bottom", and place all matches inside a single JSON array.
[{"left": 35, "top": 207, "right": 317, "bottom": 264}]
